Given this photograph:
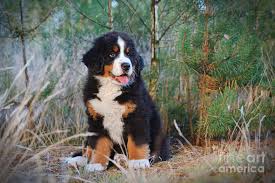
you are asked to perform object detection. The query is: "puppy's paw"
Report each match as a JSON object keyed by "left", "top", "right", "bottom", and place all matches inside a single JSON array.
[
  {"left": 85, "top": 163, "right": 106, "bottom": 172},
  {"left": 64, "top": 156, "right": 87, "bottom": 167},
  {"left": 114, "top": 153, "right": 128, "bottom": 168},
  {"left": 128, "top": 159, "right": 150, "bottom": 169}
]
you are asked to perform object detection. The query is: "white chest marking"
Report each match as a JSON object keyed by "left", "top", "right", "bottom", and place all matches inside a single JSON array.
[{"left": 88, "top": 77, "right": 125, "bottom": 144}]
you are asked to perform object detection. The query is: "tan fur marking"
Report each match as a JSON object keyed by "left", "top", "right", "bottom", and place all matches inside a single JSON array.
[
  {"left": 125, "top": 47, "right": 130, "bottom": 54},
  {"left": 113, "top": 45, "right": 119, "bottom": 53},
  {"left": 127, "top": 135, "right": 149, "bottom": 160},
  {"left": 92, "top": 137, "right": 113, "bottom": 165},
  {"left": 86, "top": 146, "right": 93, "bottom": 162},
  {"left": 103, "top": 64, "right": 113, "bottom": 77},
  {"left": 82, "top": 144, "right": 86, "bottom": 155},
  {"left": 82, "top": 145, "right": 93, "bottom": 162},
  {"left": 86, "top": 101, "right": 98, "bottom": 120},
  {"left": 122, "top": 102, "right": 136, "bottom": 118}
]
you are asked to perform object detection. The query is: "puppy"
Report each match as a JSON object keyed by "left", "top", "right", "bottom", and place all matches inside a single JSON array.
[{"left": 69, "top": 32, "right": 169, "bottom": 172}]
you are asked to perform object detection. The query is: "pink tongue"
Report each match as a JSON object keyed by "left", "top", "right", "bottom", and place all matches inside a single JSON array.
[{"left": 115, "top": 76, "right": 129, "bottom": 85}]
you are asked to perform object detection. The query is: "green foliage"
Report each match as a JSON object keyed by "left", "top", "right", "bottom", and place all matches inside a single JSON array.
[
  {"left": 173, "top": 0, "right": 274, "bottom": 140},
  {"left": 39, "top": 76, "right": 58, "bottom": 100},
  {"left": 211, "top": 33, "right": 264, "bottom": 85},
  {"left": 243, "top": 98, "right": 274, "bottom": 132},
  {"left": 206, "top": 87, "right": 274, "bottom": 139},
  {"left": 272, "top": 80, "right": 275, "bottom": 96},
  {"left": 207, "top": 88, "right": 237, "bottom": 138},
  {"left": 177, "top": 25, "right": 204, "bottom": 72}
]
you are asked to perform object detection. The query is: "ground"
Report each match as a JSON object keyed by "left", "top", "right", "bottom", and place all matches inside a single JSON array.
[{"left": 39, "top": 137, "right": 275, "bottom": 183}]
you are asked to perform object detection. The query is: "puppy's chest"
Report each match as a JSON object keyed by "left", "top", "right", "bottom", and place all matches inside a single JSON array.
[
  {"left": 88, "top": 80, "right": 126, "bottom": 144},
  {"left": 90, "top": 92, "right": 125, "bottom": 117}
]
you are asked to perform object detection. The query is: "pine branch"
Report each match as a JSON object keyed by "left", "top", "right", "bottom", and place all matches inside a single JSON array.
[
  {"left": 24, "top": 7, "right": 55, "bottom": 34},
  {"left": 0, "top": 21, "right": 11, "bottom": 32},
  {"left": 157, "top": 11, "right": 186, "bottom": 43},
  {"left": 118, "top": 0, "right": 151, "bottom": 33},
  {"left": 159, "top": 0, "right": 168, "bottom": 18},
  {"left": 65, "top": 0, "right": 111, "bottom": 30},
  {"left": 95, "top": 0, "right": 108, "bottom": 14},
  {"left": 0, "top": 2, "right": 56, "bottom": 37},
  {"left": 0, "top": 8, "right": 17, "bottom": 36}
]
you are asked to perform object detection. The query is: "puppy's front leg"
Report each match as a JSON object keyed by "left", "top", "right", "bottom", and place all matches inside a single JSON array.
[
  {"left": 85, "top": 136, "right": 113, "bottom": 172},
  {"left": 127, "top": 135, "right": 150, "bottom": 169}
]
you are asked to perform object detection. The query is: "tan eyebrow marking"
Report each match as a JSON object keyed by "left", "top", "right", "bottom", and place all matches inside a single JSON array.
[
  {"left": 125, "top": 47, "right": 130, "bottom": 54},
  {"left": 113, "top": 45, "right": 119, "bottom": 53}
]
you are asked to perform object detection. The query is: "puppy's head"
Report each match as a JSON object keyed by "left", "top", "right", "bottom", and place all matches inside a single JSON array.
[{"left": 82, "top": 32, "right": 144, "bottom": 86}]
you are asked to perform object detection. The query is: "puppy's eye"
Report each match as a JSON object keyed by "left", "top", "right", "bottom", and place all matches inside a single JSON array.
[{"left": 109, "top": 53, "right": 116, "bottom": 58}]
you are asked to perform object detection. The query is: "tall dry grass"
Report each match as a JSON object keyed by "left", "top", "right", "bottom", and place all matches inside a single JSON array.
[{"left": 0, "top": 46, "right": 90, "bottom": 182}]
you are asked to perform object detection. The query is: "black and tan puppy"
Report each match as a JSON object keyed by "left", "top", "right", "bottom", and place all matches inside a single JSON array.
[{"left": 67, "top": 32, "right": 169, "bottom": 172}]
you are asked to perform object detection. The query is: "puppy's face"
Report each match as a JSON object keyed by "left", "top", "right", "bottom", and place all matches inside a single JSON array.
[{"left": 83, "top": 32, "right": 144, "bottom": 86}]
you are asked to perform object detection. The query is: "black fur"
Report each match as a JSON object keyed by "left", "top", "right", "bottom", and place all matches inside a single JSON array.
[{"left": 82, "top": 31, "right": 170, "bottom": 164}]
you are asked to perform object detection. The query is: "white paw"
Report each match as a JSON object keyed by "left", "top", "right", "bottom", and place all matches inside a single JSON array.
[
  {"left": 85, "top": 163, "right": 106, "bottom": 172},
  {"left": 128, "top": 159, "right": 150, "bottom": 169},
  {"left": 64, "top": 156, "right": 87, "bottom": 167}
]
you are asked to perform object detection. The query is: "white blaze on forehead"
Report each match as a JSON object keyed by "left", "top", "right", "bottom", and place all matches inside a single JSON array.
[
  {"left": 117, "top": 37, "right": 125, "bottom": 56},
  {"left": 111, "top": 36, "right": 133, "bottom": 77}
]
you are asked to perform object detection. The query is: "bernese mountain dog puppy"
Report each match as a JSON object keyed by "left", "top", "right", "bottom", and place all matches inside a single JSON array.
[{"left": 67, "top": 32, "right": 169, "bottom": 172}]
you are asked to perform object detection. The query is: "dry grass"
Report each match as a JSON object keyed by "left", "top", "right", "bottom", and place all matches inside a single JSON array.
[{"left": 39, "top": 134, "right": 274, "bottom": 183}]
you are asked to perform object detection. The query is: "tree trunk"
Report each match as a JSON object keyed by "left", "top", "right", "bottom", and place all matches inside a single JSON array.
[
  {"left": 149, "top": 0, "right": 159, "bottom": 99},
  {"left": 186, "top": 75, "right": 194, "bottom": 141},
  {"left": 108, "top": 0, "right": 113, "bottom": 30},
  {"left": 196, "top": 0, "right": 209, "bottom": 145},
  {"left": 19, "top": 0, "right": 29, "bottom": 88},
  {"left": 20, "top": 0, "right": 34, "bottom": 143}
]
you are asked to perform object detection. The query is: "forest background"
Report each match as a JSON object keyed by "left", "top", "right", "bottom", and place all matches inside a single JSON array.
[{"left": 0, "top": 0, "right": 274, "bottom": 182}]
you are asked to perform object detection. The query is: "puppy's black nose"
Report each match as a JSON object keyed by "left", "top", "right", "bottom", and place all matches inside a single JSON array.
[{"left": 121, "top": 62, "right": 130, "bottom": 72}]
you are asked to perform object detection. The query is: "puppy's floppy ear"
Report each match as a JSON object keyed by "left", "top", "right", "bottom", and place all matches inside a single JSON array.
[
  {"left": 82, "top": 47, "right": 104, "bottom": 75},
  {"left": 136, "top": 55, "right": 145, "bottom": 74}
]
